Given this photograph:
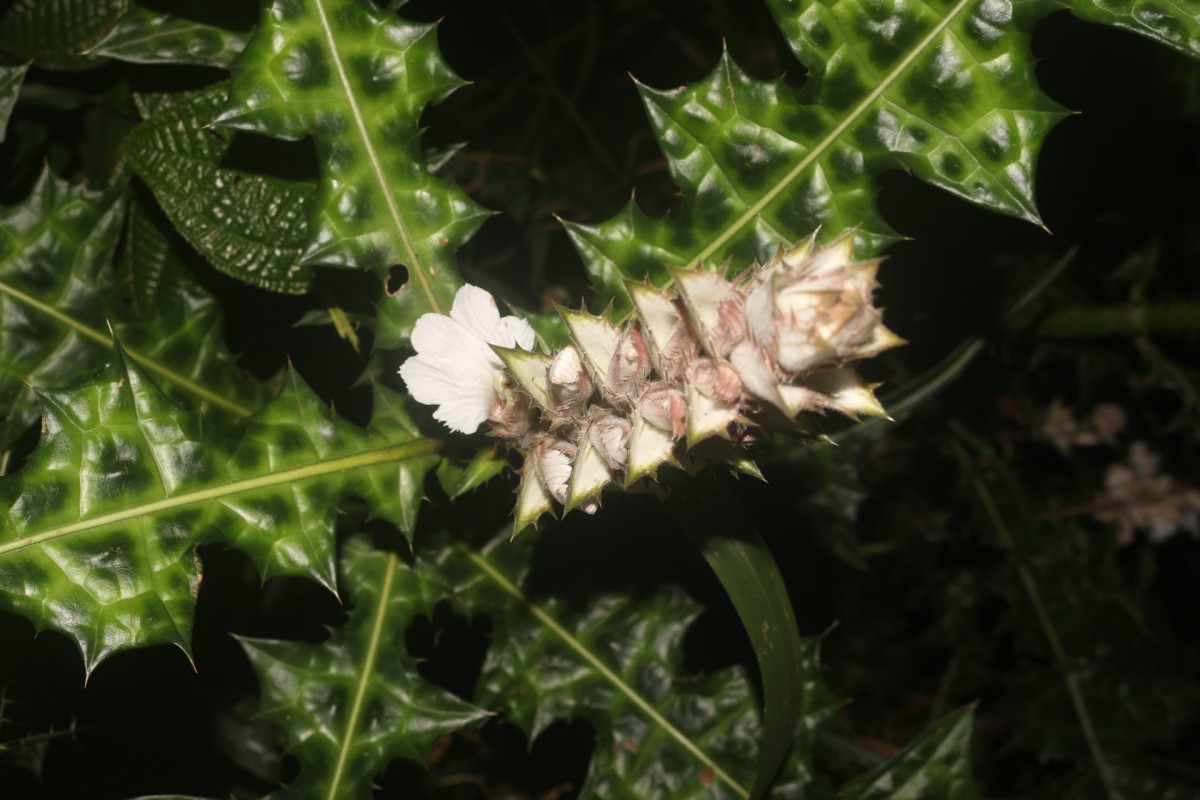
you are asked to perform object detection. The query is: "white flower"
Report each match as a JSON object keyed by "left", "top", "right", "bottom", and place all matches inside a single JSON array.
[{"left": 399, "top": 284, "right": 536, "bottom": 433}]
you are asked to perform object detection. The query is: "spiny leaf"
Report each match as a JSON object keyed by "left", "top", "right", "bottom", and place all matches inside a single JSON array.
[
  {"left": 125, "top": 84, "right": 316, "bottom": 294},
  {"left": 433, "top": 534, "right": 842, "bottom": 799},
  {"left": 0, "top": 168, "right": 269, "bottom": 448},
  {"left": 216, "top": 0, "right": 492, "bottom": 345},
  {"left": 0, "top": 64, "right": 26, "bottom": 144},
  {"left": 88, "top": 6, "right": 251, "bottom": 67},
  {"left": 567, "top": 0, "right": 1071, "bottom": 315},
  {"left": 241, "top": 537, "right": 485, "bottom": 800},
  {"left": 0, "top": 347, "right": 439, "bottom": 675},
  {"left": 839, "top": 707, "right": 979, "bottom": 800},
  {"left": 0, "top": 0, "right": 131, "bottom": 69},
  {"left": 1055, "top": 0, "right": 1200, "bottom": 61},
  {"left": 0, "top": 170, "right": 128, "bottom": 447}
]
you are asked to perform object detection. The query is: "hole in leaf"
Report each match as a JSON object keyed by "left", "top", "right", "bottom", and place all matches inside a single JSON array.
[
  {"left": 407, "top": 601, "right": 490, "bottom": 701},
  {"left": 386, "top": 264, "right": 409, "bottom": 296}
]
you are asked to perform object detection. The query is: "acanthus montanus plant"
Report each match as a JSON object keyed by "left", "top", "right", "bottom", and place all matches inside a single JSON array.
[{"left": 400, "top": 231, "right": 904, "bottom": 532}]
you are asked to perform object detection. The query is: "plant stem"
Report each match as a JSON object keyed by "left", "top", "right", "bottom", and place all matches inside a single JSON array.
[{"left": 949, "top": 426, "right": 1124, "bottom": 800}]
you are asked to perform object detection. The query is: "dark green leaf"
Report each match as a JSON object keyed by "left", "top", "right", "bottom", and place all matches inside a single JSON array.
[
  {"left": 0, "top": 0, "right": 131, "bottom": 69},
  {"left": 0, "top": 346, "right": 439, "bottom": 674},
  {"left": 0, "top": 168, "right": 271, "bottom": 448},
  {"left": 125, "top": 84, "right": 316, "bottom": 294},
  {"left": 241, "top": 537, "right": 485, "bottom": 800},
  {"left": 88, "top": 6, "right": 250, "bottom": 67},
  {"left": 217, "top": 0, "right": 492, "bottom": 345},
  {"left": 0, "top": 64, "right": 26, "bottom": 144},
  {"left": 116, "top": 194, "right": 194, "bottom": 319},
  {"left": 839, "top": 707, "right": 979, "bottom": 800},
  {"left": 1057, "top": 0, "right": 1200, "bottom": 61}
]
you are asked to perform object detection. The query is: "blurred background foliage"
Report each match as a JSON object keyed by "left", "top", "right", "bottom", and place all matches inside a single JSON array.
[{"left": 1, "top": 0, "right": 1198, "bottom": 797}]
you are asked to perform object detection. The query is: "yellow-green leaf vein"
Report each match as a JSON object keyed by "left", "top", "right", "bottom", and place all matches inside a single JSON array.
[
  {"left": 0, "top": 439, "right": 440, "bottom": 556},
  {"left": 693, "top": 0, "right": 972, "bottom": 265}
]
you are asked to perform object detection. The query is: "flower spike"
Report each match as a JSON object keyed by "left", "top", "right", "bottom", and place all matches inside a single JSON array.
[{"left": 399, "top": 234, "right": 901, "bottom": 534}]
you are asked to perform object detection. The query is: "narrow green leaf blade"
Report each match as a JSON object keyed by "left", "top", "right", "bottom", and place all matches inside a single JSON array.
[
  {"left": 217, "top": 0, "right": 492, "bottom": 342},
  {"left": 242, "top": 537, "right": 485, "bottom": 800},
  {"left": 0, "top": 348, "right": 439, "bottom": 674},
  {"left": 88, "top": 7, "right": 250, "bottom": 67},
  {"left": 0, "top": 64, "right": 26, "bottom": 143},
  {"left": 667, "top": 473, "right": 834, "bottom": 800},
  {"left": 125, "top": 84, "right": 316, "bottom": 294},
  {"left": 0, "top": 0, "right": 131, "bottom": 69},
  {"left": 840, "top": 707, "right": 979, "bottom": 800}
]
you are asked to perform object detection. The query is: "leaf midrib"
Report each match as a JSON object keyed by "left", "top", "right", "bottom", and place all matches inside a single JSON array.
[
  {"left": 0, "top": 276, "right": 255, "bottom": 417},
  {"left": 456, "top": 543, "right": 751, "bottom": 799},
  {"left": 0, "top": 439, "right": 439, "bottom": 556},
  {"left": 327, "top": 549, "right": 397, "bottom": 800},
  {"left": 692, "top": 0, "right": 973, "bottom": 265},
  {"left": 310, "top": 0, "right": 443, "bottom": 314}
]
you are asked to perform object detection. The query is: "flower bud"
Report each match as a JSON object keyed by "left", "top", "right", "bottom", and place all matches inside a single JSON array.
[
  {"left": 586, "top": 411, "right": 632, "bottom": 470},
  {"left": 547, "top": 345, "right": 593, "bottom": 418},
  {"left": 744, "top": 234, "right": 902, "bottom": 376},
  {"left": 604, "top": 326, "right": 651, "bottom": 402}
]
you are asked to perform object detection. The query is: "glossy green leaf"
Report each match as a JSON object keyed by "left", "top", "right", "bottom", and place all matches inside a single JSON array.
[
  {"left": 88, "top": 6, "right": 250, "bottom": 67},
  {"left": 840, "top": 707, "right": 979, "bottom": 800},
  {"left": 567, "top": 0, "right": 1071, "bottom": 314},
  {"left": 0, "top": 0, "right": 130, "bottom": 69},
  {"left": 1055, "top": 0, "right": 1200, "bottom": 61},
  {"left": 241, "top": 537, "right": 485, "bottom": 800},
  {"left": 216, "top": 0, "right": 491, "bottom": 344},
  {"left": 0, "top": 171, "right": 128, "bottom": 448},
  {"left": 0, "top": 64, "right": 26, "bottom": 144},
  {"left": 0, "top": 347, "right": 439, "bottom": 675},
  {"left": 0, "top": 168, "right": 270, "bottom": 448},
  {"left": 125, "top": 84, "right": 316, "bottom": 294},
  {"left": 435, "top": 533, "right": 841, "bottom": 799}
]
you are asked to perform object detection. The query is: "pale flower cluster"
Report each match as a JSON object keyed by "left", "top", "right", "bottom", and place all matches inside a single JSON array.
[
  {"left": 1094, "top": 441, "right": 1200, "bottom": 545},
  {"left": 400, "top": 233, "right": 902, "bottom": 532}
]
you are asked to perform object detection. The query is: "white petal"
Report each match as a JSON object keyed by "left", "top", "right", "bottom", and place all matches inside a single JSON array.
[
  {"left": 450, "top": 284, "right": 536, "bottom": 353},
  {"left": 450, "top": 284, "right": 504, "bottom": 341},
  {"left": 411, "top": 311, "right": 495, "bottom": 370},
  {"left": 399, "top": 356, "right": 492, "bottom": 433},
  {"left": 535, "top": 442, "right": 574, "bottom": 503},
  {"left": 496, "top": 314, "right": 537, "bottom": 350}
]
